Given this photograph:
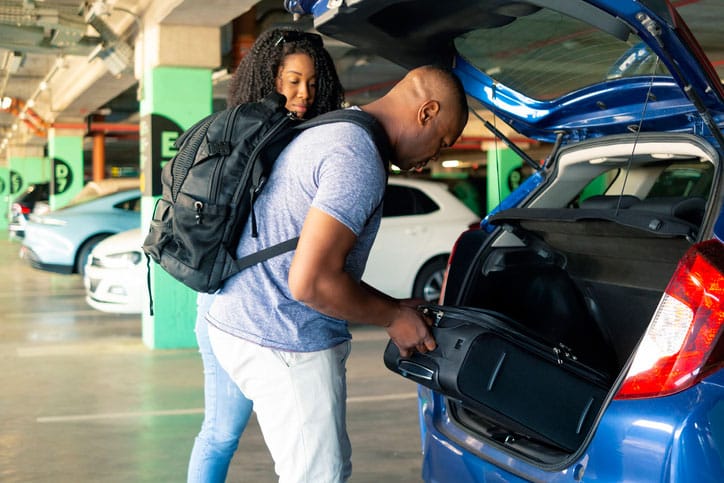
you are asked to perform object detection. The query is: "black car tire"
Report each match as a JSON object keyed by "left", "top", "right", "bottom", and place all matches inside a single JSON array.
[
  {"left": 75, "top": 234, "right": 110, "bottom": 275},
  {"left": 412, "top": 256, "right": 448, "bottom": 303}
]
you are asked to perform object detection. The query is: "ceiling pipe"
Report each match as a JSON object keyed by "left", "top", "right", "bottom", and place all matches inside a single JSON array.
[
  {"left": 92, "top": 130, "right": 106, "bottom": 182},
  {"left": 230, "top": 7, "right": 258, "bottom": 73},
  {"left": 4, "top": 97, "right": 48, "bottom": 137},
  {"left": 452, "top": 135, "right": 536, "bottom": 150},
  {"left": 52, "top": 122, "right": 139, "bottom": 134}
]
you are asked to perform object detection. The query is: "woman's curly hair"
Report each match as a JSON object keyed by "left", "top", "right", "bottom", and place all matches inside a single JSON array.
[{"left": 227, "top": 27, "right": 345, "bottom": 117}]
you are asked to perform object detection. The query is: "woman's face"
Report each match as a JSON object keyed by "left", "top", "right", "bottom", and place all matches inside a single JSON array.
[{"left": 275, "top": 53, "right": 316, "bottom": 119}]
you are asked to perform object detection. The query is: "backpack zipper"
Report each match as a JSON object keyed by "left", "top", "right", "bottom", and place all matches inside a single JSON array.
[{"left": 207, "top": 105, "right": 244, "bottom": 208}]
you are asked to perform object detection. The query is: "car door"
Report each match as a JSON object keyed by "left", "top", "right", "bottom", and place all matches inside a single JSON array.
[{"left": 362, "top": 182, "right": 439, "bottom": 298}]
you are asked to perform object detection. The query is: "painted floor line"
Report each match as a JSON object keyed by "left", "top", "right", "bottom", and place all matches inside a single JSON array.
[
  {"left": 37, "top": 408, "right": 204, "bottom": 423},
  {"left": 36, "top": 393, "right": 418, "bottom": 423},
  {"left": 4, "top": 309, "right": 127, "bottom": 319},
  {"left": 348, "top": 392, "right": 417, "bottom": 403},
  {"left": 17, "top": 340, "right": 148, "bottom": 357},
  {"left": 0, "top": 291, "right": 87, "bottom": 299}
]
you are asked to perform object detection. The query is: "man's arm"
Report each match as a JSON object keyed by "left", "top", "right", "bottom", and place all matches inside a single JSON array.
[{"left": 288, "top": 206, "right": 436, "bottom": 356}]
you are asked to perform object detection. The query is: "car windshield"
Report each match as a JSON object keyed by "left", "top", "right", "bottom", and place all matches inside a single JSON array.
[{"left": 454, "top": 7, "right": 670, "bottom": 101}]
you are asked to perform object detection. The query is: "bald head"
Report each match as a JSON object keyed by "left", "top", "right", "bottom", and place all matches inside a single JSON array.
[
  {"left": 362, "top": 65, "right": 468, "bottom": 171},
  {"left": 390, "top": 66, "right": 468, "bottom": 122}
]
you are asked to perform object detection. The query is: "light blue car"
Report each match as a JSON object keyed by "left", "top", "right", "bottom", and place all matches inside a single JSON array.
[
  {"left": 21, "top": 179, "right": 141, "bottom": 275},
  {"left": 289, "top": 0, "right": 724, "bottom": 481}
]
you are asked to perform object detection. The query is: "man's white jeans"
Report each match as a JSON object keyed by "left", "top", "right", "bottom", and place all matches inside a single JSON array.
[{"left": 208, "top": 324, "right": 352, "bottom": 483}]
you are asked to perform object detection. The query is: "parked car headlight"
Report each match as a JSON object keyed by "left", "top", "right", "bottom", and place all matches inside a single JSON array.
[{"left": 95, "top": 251, "right": 143, "bottom": 269}]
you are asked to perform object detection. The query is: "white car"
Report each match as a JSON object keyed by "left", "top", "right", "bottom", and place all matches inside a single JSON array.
[
  {"left": 363, "top": 177, "right": 480, "bottom": 300},
  {"left": 84, "top": 227, "right": 146, "bottom": 314},
  {"left": 84, "top": 177, "right": 480, "bottom": 314}
]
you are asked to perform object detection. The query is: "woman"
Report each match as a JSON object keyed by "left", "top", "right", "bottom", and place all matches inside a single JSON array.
[{"left": 188, "top": 27, "right": 345, "bottom": 483}]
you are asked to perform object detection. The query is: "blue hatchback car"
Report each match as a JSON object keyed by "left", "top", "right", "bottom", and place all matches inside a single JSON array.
[{"left": 289, "top": 0, "right": 724, "bottom": 481}]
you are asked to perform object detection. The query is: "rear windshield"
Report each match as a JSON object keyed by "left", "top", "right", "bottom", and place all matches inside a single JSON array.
[
  {"left": 454, "top": 7, "right": 670, "bottom": 101},
  {"left": 575, "top": 160, "right": 714, "bottom": 206}
]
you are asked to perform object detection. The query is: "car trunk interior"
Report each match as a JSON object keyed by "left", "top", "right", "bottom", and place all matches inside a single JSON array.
[
  {"left": 463, "top": 215, "right": 694, "bottom": 372},
  {"left": 438, "top": 134, "right": 720, "bottom": 462}
]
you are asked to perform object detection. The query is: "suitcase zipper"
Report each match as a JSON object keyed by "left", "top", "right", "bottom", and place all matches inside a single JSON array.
[
  {"left": 422, "top": 304, "right": 584, "bottom": 367},
  {"left": 553, "top": 343, "right": 578, "bottom": 364}
]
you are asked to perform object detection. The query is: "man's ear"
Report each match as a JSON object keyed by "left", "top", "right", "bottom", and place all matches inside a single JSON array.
[{"left": 419, "top": 100, "right": 441, "bottom": 125}]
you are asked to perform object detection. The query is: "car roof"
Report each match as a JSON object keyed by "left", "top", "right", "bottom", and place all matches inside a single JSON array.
[{"left": 65, "top": 178, "right": 140, "bottom": 207}]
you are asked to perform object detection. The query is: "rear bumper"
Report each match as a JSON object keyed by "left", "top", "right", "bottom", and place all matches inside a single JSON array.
[
  {"left": 20, "top": 245, "right": 73, "bottom": 274},
  {"left": 8, "top": 223, "right": 25, "bottom": 239},
  {"left": 419, "top": 370, "right": 724, "bottom": 482}
]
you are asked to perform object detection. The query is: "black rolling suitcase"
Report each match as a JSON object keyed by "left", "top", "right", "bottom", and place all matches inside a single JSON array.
[{"left": 383, "top": 305, "right": 612, "bottom": 451}]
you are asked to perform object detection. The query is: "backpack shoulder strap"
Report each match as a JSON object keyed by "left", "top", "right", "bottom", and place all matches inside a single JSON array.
[
  {"left": 226, "top": 109, "right": 391, "bottom": 280},
  {"left": 296, "top": 108, "right": 393, "bottom": 167}
]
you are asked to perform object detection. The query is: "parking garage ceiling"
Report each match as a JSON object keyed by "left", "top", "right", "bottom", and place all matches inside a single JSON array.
[
  {"left": 0, "top": 0, "right": 721, "bottom": 160},
  {"left": 0, "top": 0, "right": 407, "bottom": 158},
  {"left": 0, "top": 0, "right": 269, "bottom": 152}
]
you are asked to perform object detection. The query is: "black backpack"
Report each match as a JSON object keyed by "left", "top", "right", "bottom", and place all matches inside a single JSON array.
[{"left": 142, "top": 92, "right": 391, "bottom": 294}]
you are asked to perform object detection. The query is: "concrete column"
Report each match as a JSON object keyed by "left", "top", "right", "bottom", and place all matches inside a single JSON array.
[
  {"left": 138, "top": 22, "right": 219, "bottom": 349},
  {"left": 47, "top": 129, "right": 84, "bottom": 210}
]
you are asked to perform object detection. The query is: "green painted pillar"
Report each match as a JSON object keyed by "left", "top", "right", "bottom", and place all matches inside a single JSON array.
[
  {"left": 486, "top": 147, "right": 524, "bottom": 213},
  {"left": 0, "top": 167, "right": 9, "bottom": 230},
  {"left": 47, "top": 129, "right": 84, "bottom": 210},
  {"left": 579, "top": 173, "right": 612, "bottom": 201},
  {"left": 6, "top": 152, "right": 50, "bottom": 226},
  {"left": 8, "top": 155, "right": 49, "bottom": 192},
  {"left": 140, "top": 66, "right": 213, "bottom": 349}
]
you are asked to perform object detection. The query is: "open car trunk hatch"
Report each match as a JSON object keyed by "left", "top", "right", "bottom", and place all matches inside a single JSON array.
[{"left": 308, "top": 0, "right": 724, "bottom": 141}]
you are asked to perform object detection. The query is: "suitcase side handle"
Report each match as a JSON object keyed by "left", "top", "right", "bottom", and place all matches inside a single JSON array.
[{"left": 398, "top": 360, "right": 435, "bottom": 381}]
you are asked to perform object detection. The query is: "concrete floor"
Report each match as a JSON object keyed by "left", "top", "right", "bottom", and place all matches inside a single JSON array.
[{"left": 0, "top": 233, "right": 425, "bottom": 482}]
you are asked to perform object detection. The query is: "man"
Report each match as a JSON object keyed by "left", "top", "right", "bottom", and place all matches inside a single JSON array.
[{"left": 207, "top": 65, "right": 469, "bottom": 482}]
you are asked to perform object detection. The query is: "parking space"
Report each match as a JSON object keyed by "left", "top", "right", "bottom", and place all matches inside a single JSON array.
[{"left": 0, "top": 233, "right": 424, "bottom": 482}]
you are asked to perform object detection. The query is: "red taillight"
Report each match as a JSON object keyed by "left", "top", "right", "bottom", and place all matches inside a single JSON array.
[
  {"left": 616, "top": 240, "right": 724, "bottom": 399},
  {"left": 11, "top": 203, "right": 31, "bottom": 215}
]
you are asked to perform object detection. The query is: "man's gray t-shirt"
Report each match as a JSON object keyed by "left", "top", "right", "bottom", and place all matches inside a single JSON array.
[{"left": 206, "top": 114, "right": 387, "bottom": 352}]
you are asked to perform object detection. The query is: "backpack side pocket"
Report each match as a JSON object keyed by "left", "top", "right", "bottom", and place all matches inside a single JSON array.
[
  {"left": 171, "top": 192, "right": 230, "bottom": 268},
  {"left": 143, "top": 198, "right": 173, "bottom": 262}
]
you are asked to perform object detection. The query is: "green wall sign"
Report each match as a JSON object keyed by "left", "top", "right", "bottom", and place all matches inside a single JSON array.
[
  {"left": 9, "top": 170, "right": 23, "bottom": 195},
  {"left": 141, "top": 114, "right": 183, "bottom": 197},
  {"left": 52, "top": 159, "right": 74, "bottom": 195}
]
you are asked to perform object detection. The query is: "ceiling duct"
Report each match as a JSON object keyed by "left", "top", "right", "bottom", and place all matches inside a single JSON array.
[
  {"left": 6, "top": 50, "right": 24, "bottom": 73},
  {"left": 0, "top": 0, "right": 100, "bottom": 55},
  {"left": 84, "top": 2, "right": 134, "bottom": 75}
]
